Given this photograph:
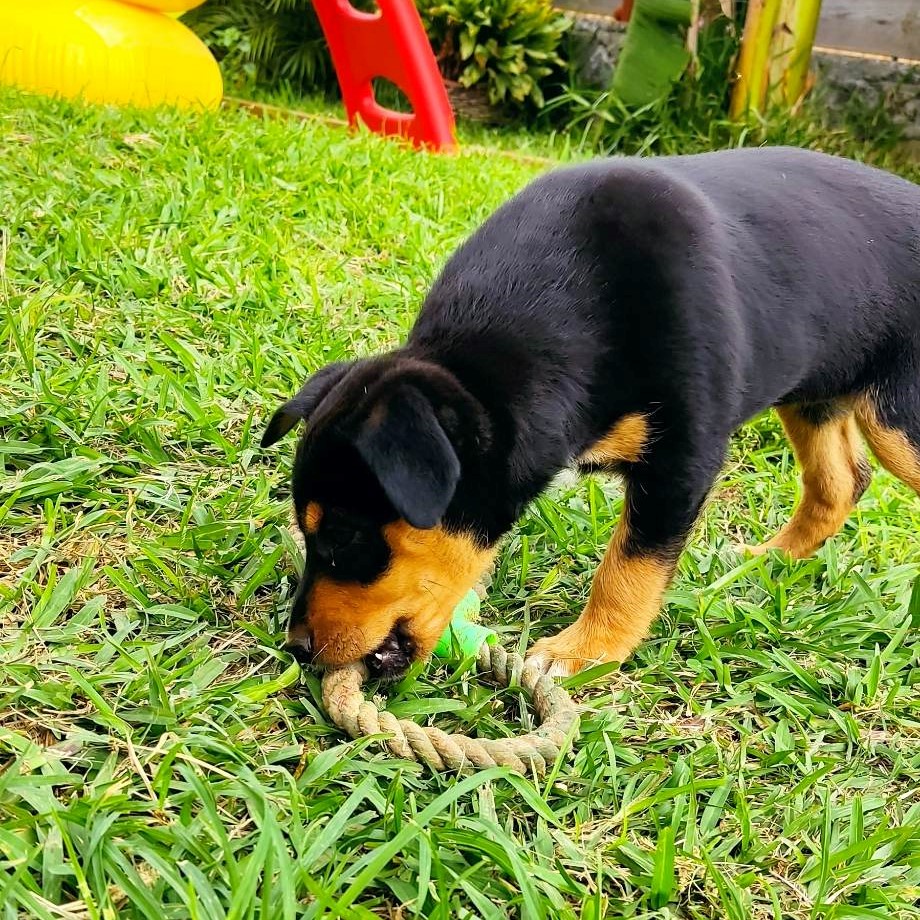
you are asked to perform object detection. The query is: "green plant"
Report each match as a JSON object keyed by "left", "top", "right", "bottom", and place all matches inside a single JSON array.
[
  {"left": 730, "top": 0, "right": 822, "bottom": 119},
  {"left": 418, "top": 0, "right": 571, "bottom": 108},
  {"left": 611, "top": 0, "right": 693, "bottom": 107},
  {"left": 547, "top": 11, "right": 741, "bottom": 153},
  {"left": 187, "top": 0, "right": 570, "bottom": 113},
  {"left": 184, "top": 0, "right": 335, "bottom": 93}
]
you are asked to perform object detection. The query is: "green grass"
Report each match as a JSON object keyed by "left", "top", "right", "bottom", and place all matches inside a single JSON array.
[{"left": 2, "top": 88, "right": 920, "bottom": 919}]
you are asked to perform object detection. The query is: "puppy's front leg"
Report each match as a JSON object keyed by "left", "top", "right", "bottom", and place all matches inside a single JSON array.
[
  {"left": 528, "top": 435, "right": 726, "bottom": 677},
  {"left": 527, "top": 521, "right": 673, "bottom": 676}
]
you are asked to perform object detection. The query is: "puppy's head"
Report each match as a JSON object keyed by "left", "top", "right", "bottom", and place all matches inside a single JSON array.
[{"left": 261, "top": 354, "right": 495, "bottom": 679}]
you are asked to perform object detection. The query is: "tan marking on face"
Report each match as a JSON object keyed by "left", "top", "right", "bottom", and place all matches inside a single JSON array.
[
  {"left": 527, "top": 517, "right": 673, "bottom": 676},
  {"left": 748, "top": 405, "right": 870, "bottom": 559},
  {"left": 855, "top": 397, "right": 920, "bottom": 493},
  {"left": 303, "top": 502, "right": 323, "bottom": 534},
  {"left": 578, "top": 413, "right": 649, "bottom": 466},
  {"left": 293, "top": 521, "right": 495, "bottom": 666}
]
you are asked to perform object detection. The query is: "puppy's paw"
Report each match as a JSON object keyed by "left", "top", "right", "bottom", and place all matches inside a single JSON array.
[
  {"left": 736, "top": 538, "right": 805, "bottom": 559},
  {"left": 526, "top": 625, "right": 627, "bottom": 679},
  {"left": 525, "top": 647, "right": 581, "bottom": 679}
]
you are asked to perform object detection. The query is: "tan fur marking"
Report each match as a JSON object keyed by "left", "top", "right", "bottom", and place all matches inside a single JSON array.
[
  {"left": 578, "top": 413, "right": 649, "bottom": 466},
  {"left": 303, "top": 502, "right": 323, "bottom": 534},
  {"left": 527, "top": 520, "right": 673, "bottom": 676},
  {"left": 855, "top": 397, "right": 920, "bottom": 493},
  {"left": 292, "top": 521, "right": 495, "bottom": 666},
  {"left": 748, "top": 406, "right": 869, "bottom": 559}
]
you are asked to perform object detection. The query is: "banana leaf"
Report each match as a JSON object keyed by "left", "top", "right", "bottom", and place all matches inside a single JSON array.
[{"left": 611, "top": 0, "right": 694, "bottom": 106}]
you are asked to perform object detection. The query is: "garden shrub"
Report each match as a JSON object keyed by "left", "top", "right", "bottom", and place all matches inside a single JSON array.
[
  {"left": 184, "top": 0, "right": 335, "bottom": 93},
  {"left": 417, "top": 0, "right": 570, "bottom": 109},
  {"left": 185, "top": 0, "right": 570, "bottom": 112}
]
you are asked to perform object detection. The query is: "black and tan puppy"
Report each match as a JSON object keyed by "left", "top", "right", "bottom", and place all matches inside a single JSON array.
[{"left": 262, "top": 146, "right": 920, "bottom": 679}]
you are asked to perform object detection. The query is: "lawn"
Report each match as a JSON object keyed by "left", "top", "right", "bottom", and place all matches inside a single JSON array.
[{"left": 2, "top": 89, "right": 920, "bottom": 919}]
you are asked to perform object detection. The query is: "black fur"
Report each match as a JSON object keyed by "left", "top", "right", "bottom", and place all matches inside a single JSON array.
[
  {"left": 352, "top": 382, "right": 460, "bottom": 530},
  {"left": 261, "top": 361, "right": 354, "bottom": 448},
  {"left": 265, "top": 146, "right": 920, "bottom": 656}
]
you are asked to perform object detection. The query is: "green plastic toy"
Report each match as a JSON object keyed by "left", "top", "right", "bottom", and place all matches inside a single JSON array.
[{"left": 433, "top": 589, "right": 497, "bottom": 658}]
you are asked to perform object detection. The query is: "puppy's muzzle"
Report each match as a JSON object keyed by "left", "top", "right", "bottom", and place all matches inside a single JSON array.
[
  {"left": 365, "top": 623, "right": 416, "bottom": 679},
  {"left": 285, "top": 632, "right": 313, "bottom": 666}
]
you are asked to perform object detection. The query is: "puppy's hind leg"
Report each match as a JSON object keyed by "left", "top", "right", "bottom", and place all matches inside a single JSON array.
[
  {"left": 746, "top": 403, "right": 871, "bottom": 559},
  {"left": 855, "top": 377, "right": 920, "bottom": 496}
]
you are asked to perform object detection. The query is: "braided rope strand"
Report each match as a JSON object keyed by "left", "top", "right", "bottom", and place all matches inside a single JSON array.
[{"left": 321, "top": 642, "right": 580, "bottom": 775}]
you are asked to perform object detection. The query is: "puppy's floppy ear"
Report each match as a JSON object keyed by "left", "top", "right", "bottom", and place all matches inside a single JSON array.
[
  {"left": 261, "top": 361, "right": 354, "bottom": 448},
  {"left": 352, "top": 384, "right": 460, "bottom": 530}
]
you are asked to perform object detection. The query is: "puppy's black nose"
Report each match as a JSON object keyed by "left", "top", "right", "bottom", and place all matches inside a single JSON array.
[{"left": 285, "top": 635, "right": 312, "bottom": 667}]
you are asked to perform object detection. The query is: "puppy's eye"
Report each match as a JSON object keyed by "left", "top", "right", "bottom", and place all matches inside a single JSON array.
[
  {"left": 313, "top": 533, "right": 344, "bottom": 566},
  {"left": 325, "top": 527, "right": 358, "bottom": 550},
  {"left": 316, "top": 519, "right": 365, "bottom": 559}
]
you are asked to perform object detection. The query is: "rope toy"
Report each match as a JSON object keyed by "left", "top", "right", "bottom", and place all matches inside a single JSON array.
[{"left": 319, "top": 590, "right": 580, "bottom": 775}]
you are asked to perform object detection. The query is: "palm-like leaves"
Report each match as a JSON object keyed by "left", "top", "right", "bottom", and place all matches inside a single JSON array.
[{"left": 185, "top": 0, "right": 569, "bottom": 108}]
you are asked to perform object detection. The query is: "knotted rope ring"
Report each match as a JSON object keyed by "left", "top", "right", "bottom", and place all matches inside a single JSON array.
[{"left": 321, "top": 642, "right": 580, "bottom": 775}]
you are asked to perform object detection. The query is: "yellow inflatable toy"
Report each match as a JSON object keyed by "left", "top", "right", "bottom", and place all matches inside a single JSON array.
[{"left": 0, "top": 0, "right": 222, "bottom": 110}]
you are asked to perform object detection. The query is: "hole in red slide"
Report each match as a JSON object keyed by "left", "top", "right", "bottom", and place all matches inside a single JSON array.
[
  {"left": 344, "top": 0, "right": 381, "bottom": 14},
  {"left": 372, "top": 77, "right": 413, "bottom": 113}
]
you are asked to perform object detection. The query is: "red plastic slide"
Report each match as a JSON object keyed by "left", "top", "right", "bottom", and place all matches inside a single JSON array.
[{"left": 312, "top": 0, "right": 457, "bottom": 151}]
